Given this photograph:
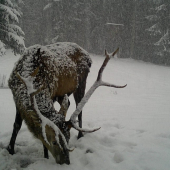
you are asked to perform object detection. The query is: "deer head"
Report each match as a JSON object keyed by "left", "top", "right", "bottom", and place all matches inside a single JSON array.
[{"left": 15, "top": 71, "right": 72, "bottom": 164}]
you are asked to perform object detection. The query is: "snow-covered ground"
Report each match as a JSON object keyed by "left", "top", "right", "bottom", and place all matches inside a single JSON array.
[{"left": 0, "top": 51, "right": 170, "bottom": 170}]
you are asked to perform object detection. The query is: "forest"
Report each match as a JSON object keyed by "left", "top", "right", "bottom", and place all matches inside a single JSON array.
[{"left": 1, "top": 0, "right": 170, "bottom": 65}]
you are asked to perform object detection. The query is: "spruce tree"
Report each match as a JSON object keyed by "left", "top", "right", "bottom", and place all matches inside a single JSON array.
[
  {"left": 0, "top": 0, "right": 25, "bottom": 56},
  {"left": 147, "top": 1, "right": 170, "bottom": 65}
]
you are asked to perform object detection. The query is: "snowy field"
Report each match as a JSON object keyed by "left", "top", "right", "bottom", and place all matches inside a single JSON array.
[{"left": 0, "top": 51, "right": 170, "bottom": 170}]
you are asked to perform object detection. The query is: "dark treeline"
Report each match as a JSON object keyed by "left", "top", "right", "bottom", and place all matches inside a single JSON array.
[{"left": 20, "top": 0, "right": 170, "bottom": 65}]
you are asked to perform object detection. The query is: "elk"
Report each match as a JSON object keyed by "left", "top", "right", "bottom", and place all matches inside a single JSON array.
[{"left": 7, "top": 42, "right": 126, "bottom": 164}]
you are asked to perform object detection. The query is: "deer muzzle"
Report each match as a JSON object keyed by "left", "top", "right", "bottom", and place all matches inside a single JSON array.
[{"left": 54, "top": 148, "right": 70, "bottom": 165}]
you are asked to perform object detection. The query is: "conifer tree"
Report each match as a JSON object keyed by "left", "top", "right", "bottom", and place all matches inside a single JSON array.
[
  {"left": 0, "top": 0, "right": 25, "bottom": 56},
  {"left": 147, "top": 2, "right": 170, "bottom": 64}
]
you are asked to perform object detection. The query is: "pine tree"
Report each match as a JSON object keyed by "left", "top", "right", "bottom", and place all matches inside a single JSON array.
[
  {"left": 0, "top": 0, "right": 25, "bottom": 56},
  {"left": 146, "top": 1, "right": 170, "bottom": 65}
]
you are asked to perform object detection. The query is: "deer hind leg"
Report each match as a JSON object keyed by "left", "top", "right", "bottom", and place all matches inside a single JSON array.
[
  {"left": 7, "top": 109, "right": 23, "bottom": 155},
  {"left": 73, "top": 77, "right": 87, "bottom": 139}
]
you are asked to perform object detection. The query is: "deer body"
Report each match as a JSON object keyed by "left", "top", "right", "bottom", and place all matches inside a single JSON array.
[
  {"left": 7, "top": 43, "right": 126, "bottom": 165},
  {"left": 7, "top": 42, "right": 92, "bottom": 164}
]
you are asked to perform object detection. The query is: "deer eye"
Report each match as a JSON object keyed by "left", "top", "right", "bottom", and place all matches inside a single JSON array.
[{"left": 52, "top": 141, "right": 57, "bottom": 145}]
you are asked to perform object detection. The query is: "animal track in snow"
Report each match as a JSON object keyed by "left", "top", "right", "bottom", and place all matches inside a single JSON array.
[
  {"left": 109, "top": 132, "right": 119, "bottom": 137},
  {"left": 99, "top": 136, "right": 114, "bottom": 148},
  {"left": 158, "top": 133, "right": 170, "bottom": 139},
  {"left": 113, "top": 152, "right": 124, "bottom": 163},
  {"left": 113, "top": 123, "right": 123, "bottom": 129},
  {"left": 85, "top": 148, "right": 93, "bottom": 154},
  {"left": 136, "top": 129, "right": 146, "bottom": 134}
]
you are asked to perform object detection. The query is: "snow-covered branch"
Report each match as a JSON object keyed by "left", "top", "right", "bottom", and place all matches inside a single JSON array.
[{"left": 0, "top": 4, "right": 19, "bottom": 23}]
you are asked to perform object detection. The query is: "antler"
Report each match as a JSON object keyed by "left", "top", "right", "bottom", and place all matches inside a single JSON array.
[
  {"left": 16, "top": 71, "right": 73, "bottom": 151},
  {"left": 69, "top": 48, "right": 127, "bottom": 132},
  {"left": 58, "top": 94, "right": 69, "bottom": 117}
]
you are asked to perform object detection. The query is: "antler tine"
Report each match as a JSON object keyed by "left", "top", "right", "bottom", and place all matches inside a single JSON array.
[
  {"left": 69, "top": 48, "right": 127, "bottom": 133},
  {"left": 99, "top": 48, "right": 127, "bottom": 88},
  {"left": 100, "top": 82, "right": 127, "bottom": 88},
  {"left": 71, "top": 123, "right": 101, "bottom": 133},
  {"left": 98, "top": 48, "right": 119, "bottom": 81},
  {"left": 58, "top": 94, "right": 69, "bottom": 117}
]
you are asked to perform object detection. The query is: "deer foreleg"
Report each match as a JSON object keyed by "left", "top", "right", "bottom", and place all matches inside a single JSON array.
[
  {"left": 77, "top": 112, "right": 83, "bottom": 139},
  {"left": 73, "top": 78, "right": 87, "bottom": 139},
  {"left": 43, "top": 144, "right": 49, "bottom": 159},
  {"left": 7, "top": 110, "right": 23, "bottom": 155}
]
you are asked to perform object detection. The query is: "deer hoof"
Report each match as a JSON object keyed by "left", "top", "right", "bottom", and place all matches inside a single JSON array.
[{"left": 6, "top": 145, "right": 15, "bottom": 155}]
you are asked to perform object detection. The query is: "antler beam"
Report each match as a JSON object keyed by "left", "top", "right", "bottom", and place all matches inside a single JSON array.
[{"left": 69, "top": 48, "right": 127, "bottom": 132}]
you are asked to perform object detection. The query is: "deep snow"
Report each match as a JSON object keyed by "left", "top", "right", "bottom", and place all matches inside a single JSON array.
[{"left": 0, "top": 51, "right": 170, "bottom": 170}]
